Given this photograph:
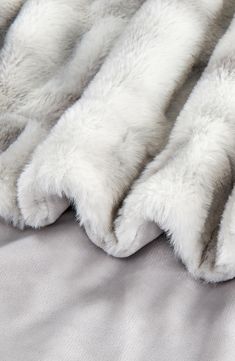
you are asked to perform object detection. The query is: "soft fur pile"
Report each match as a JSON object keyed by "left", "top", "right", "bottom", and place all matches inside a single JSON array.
[{"left": 1, "top": 0, "right": 235, "bottom": 283}]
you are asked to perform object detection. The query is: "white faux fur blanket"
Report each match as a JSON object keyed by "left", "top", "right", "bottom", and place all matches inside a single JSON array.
[{"left": 1, "top": 0, "right": 235, "bottom": 283}]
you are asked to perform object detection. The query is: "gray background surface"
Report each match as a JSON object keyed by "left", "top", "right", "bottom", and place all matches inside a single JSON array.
[{"left": 0, "top": 211, "right": 235, "bottom": 361}]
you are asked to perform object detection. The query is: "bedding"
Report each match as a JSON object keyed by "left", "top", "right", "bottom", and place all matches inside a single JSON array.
[
  {"left": 1, "top": 1, "right": 235, "bottom": 358},
  {"left": 17, "top": 0, "right": 228, "bottom": 249},
  {"left": 12, "top": 0, "right": 235, "bottom": 284},
  {"left": 1, "top": 211, "right": 235, "bottom": 361}
]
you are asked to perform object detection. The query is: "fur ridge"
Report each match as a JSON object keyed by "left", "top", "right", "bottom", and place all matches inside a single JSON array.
[{"left": 109, "top": 12, "right": 235, "bottom": 283}]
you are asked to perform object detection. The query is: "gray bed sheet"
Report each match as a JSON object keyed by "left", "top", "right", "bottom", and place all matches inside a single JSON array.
[{"left": 0, "top": 211, "right": 235, "bottom": 361}]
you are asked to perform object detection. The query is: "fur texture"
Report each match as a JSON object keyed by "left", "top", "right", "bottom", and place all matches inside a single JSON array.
[
  {"left": 108, "top": 12, "right": 235, "bottom": 283},
  {"left": 17, "top": 0, "right": 226, "bottom": 249},
  {"left": 0, "top": 0, "right": 144, "bottom": 226},
  {"left": 0, "top": 0, "right": 26, "bottom": 47}
]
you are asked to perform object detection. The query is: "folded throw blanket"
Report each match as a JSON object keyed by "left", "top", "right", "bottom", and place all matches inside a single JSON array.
[
  {"left": 2, "top": 0, "right": 235, "bottom": 283},
  {"left": 17, "top": 0, "right": 226, "bottom": 251}
]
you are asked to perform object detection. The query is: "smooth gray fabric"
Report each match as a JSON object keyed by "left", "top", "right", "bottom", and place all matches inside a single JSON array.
[{"left": 0, "top": 210, "right": 235, "bottom": 361}]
